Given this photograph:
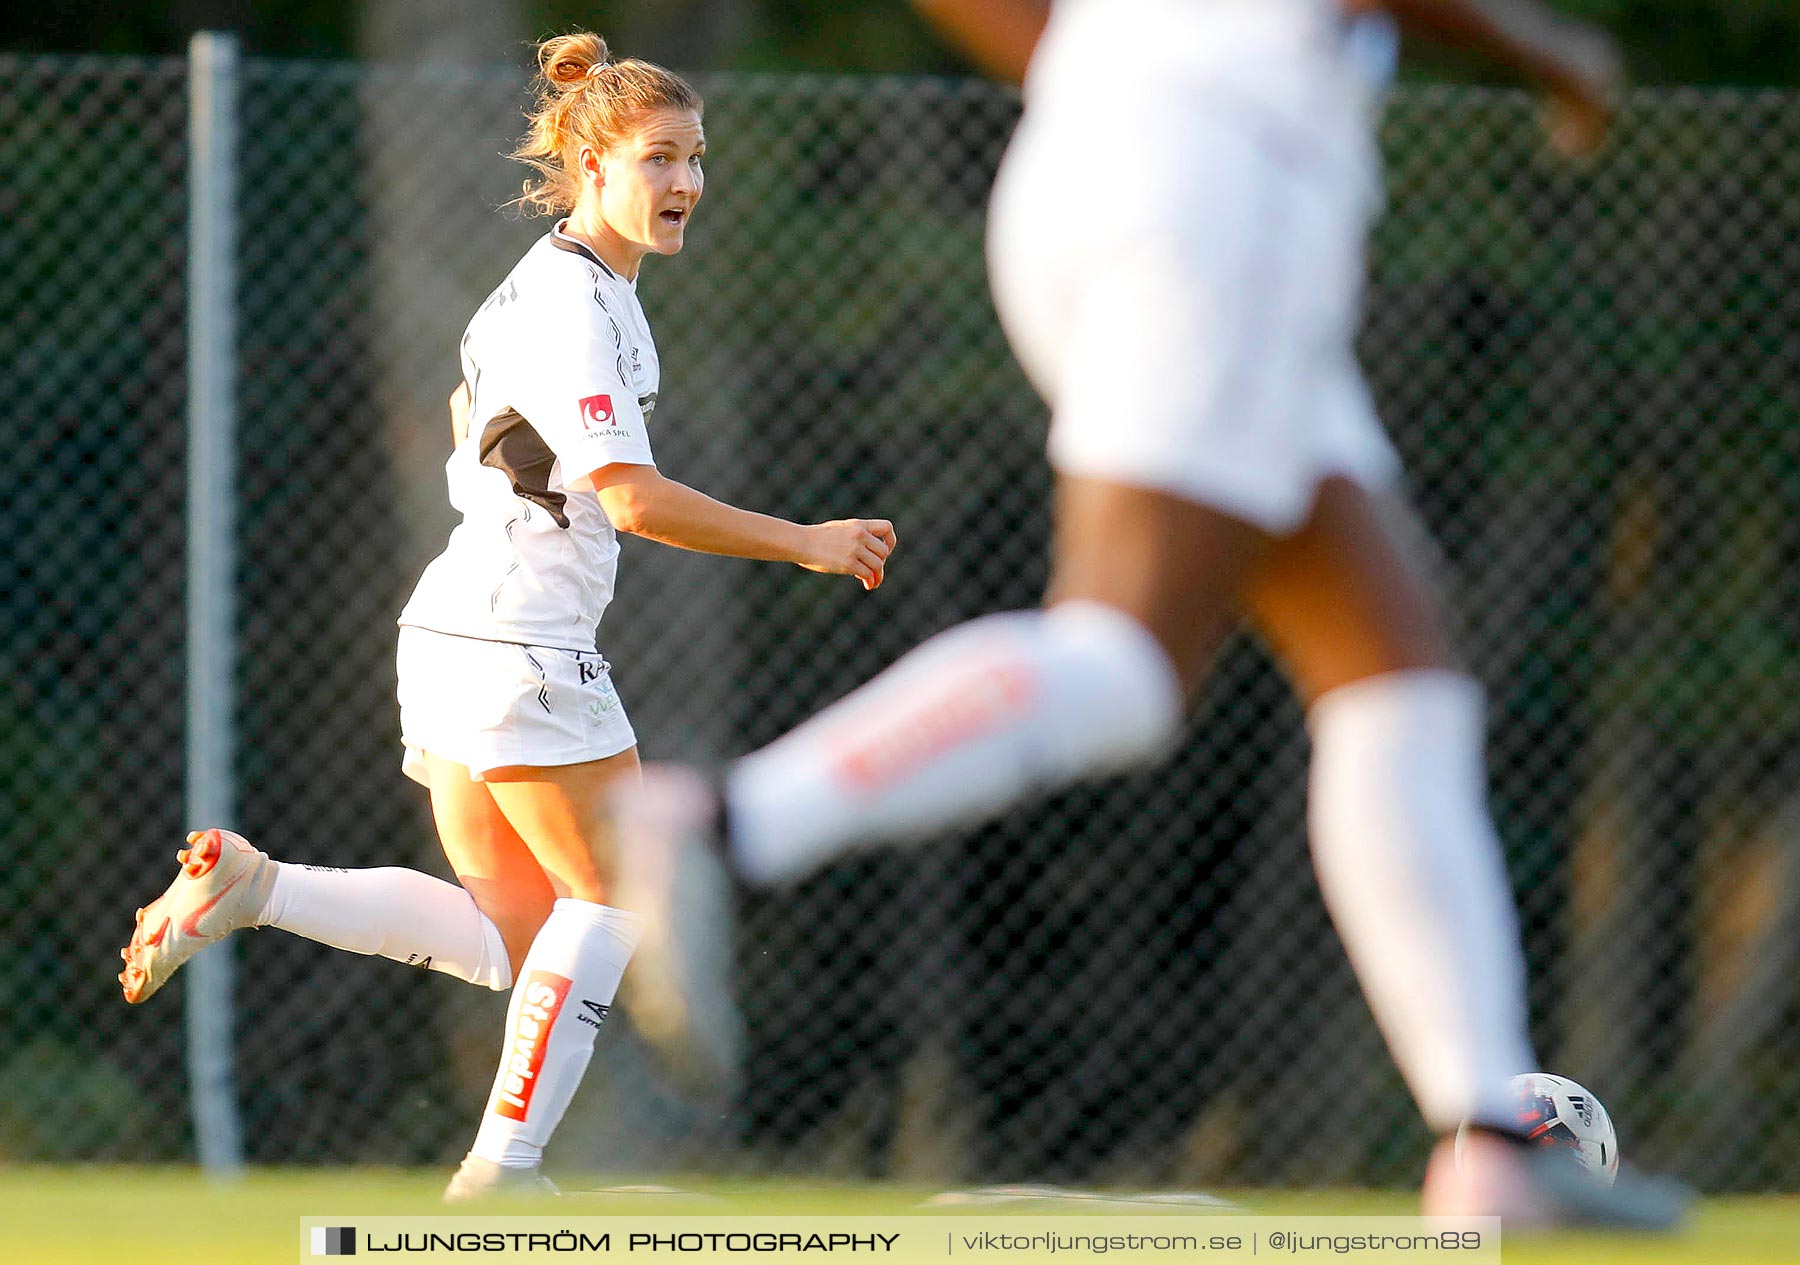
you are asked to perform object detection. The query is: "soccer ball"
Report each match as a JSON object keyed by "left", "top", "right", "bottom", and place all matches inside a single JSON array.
[{"left": 1458, "top": 1072, "right": 1620, "bottom": 1187}]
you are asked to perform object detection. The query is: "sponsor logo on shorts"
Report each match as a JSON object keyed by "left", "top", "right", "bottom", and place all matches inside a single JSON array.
[
  {"left": 833, "top": 659, "right": 1035, "bottom": 792},
  {"left": 494, "top": 971, "right": 573, "bottom": 1120},
  {"left": 585, "top": 665, "right": 621, "bottom": 725}
]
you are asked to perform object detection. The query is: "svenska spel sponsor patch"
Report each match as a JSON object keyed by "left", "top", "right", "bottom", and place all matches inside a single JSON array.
[{"left": 578, "top": 394, "right": 614, "bottom": 429}]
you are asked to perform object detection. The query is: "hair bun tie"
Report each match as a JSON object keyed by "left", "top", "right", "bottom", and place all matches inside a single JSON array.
[{"left": 585, "top": 62, "right": 607, "bottom": 78}]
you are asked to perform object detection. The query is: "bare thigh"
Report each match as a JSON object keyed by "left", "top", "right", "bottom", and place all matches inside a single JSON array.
[
  {"left": 1046, "top": 474, "right": 1270, "bottom": 692},
  {"left": 481, "top": 746, "right": 643, "bottom": 905},
  {"left": 1046, "top": 473, "right": 1457, "bottom": 706},
  {"left": 424, "top": 751, "right": 557, "bottom": 969},
  {"left": 1242, "top": 477, "right": 1458, "bottom": 706}
]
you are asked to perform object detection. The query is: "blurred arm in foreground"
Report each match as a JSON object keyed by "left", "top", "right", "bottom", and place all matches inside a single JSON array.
[
  {"left": 1354, "top": 0, "right": 1623, "bottom": 155},
  {"left": 910, "top": 0, "right": 1048, "bottom": 85},
  {"left": 914, "top": 0, "right": 1620, "bottom": 157}
]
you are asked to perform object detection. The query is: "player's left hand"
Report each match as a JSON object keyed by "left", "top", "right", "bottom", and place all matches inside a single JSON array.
[{"left": 798, "top": 517, "right": 897, "bottom": 591}]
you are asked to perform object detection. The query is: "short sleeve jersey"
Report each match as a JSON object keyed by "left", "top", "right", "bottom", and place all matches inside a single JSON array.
[{"left": 398, "top": 221, "right": 660, "bottom": 651}]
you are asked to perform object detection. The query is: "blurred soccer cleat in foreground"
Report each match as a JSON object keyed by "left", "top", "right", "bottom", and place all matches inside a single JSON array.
[
  {"left": 608, "top": 764, "right": 744, "bottom": 1089},
  {"left": 119, "top": 828, "right": 276, "bottom": 1005},
  {"left": 1424, "top": 1125, "right": 1690, "bottom": 1231},
  {"left": 443, "top": 1153, "right": 560, "bottom": 1203}
]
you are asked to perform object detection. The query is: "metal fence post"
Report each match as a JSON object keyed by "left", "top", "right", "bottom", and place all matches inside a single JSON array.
[{"left": 186, "top": 28, "right": 244, "bottom": 1177}]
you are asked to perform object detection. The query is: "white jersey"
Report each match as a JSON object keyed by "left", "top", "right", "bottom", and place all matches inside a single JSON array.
[{"left": 399, "top": 221, "right": 660, "bottom": 652}]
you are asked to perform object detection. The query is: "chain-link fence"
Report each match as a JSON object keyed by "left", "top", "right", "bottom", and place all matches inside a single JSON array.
[{"left": 5, "top": 52, "right": 1800, "bottom": 1192}]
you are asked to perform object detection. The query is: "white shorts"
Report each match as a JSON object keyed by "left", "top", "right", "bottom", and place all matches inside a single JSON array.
[
  {"left": 989, "top": 48, "right": 1401, "bottom": 535},
  {"left": 396, "top": 626, "right": 637, "bottom": 786}
]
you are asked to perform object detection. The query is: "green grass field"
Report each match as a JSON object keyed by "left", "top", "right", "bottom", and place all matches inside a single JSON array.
[{"left": 3, "top": 1168, "right": 1796, "bottom": 1264}]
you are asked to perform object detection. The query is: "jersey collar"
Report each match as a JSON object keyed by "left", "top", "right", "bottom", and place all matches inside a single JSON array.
[{"left": 550, "top": 219, "right": 632, "bottom": 286}]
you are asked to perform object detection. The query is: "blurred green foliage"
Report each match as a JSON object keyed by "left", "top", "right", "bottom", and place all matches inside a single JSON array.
[
  {"left": 3, "top": 0, "right": 1800, "bottom": 86},
  {"left": 0, "top": 1039, "right": 160, "bottom": 1161},
  {"left": 1555, "top": 0, "right": 1800, "bottom": 85}
]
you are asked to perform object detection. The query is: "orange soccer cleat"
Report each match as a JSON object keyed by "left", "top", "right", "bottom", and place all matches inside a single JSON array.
[{"left": 119, "top": 828, "right": 276, "bottom": 1004}]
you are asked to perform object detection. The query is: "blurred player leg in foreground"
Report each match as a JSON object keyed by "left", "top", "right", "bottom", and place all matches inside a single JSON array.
[{"left": 613, "top": 0, "right": 1684, "bottom": 1230}]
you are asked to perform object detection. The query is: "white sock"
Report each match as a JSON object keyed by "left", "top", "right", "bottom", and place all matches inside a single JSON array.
[
  {"left": 258, "top": 863, "right": 512, "bottom": 991},
  {"left": 470, "top": 898, "right": 641, "bottom": 1168},
  {"left": 1308, "top": 669, "right": 1538, "bottom": 1132},
  {"left": 726, "top": 600, "right": 1181, "bottom": 884}
]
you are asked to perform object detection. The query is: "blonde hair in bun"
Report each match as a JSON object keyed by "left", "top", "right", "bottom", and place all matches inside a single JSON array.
[{"left": 513, "top": 30, "right": 703, "bottom": 216}]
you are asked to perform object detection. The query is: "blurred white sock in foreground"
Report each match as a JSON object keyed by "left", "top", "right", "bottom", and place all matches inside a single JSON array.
[
  {"left": 727, "top": 600, "right": 1181, "bottom": 884},
  {"left": 1308, "top": 670, "right": 1537, "bottom": 1132}
]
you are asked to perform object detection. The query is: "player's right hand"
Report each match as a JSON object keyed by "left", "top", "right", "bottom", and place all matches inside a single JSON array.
[
  {"left": 798, "top": 518, "right": 897, "bottom": 591},
  {"left": 1538, "top": 22, "right": 1623, "bottom": 159}
]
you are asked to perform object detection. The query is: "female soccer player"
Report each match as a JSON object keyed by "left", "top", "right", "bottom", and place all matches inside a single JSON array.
[
  {"left": 118, "top": 31, "right": 895, "bottom": 1200},
  {"left": 611, "top": 0, "right": 1685, "bottom": 1228}
]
